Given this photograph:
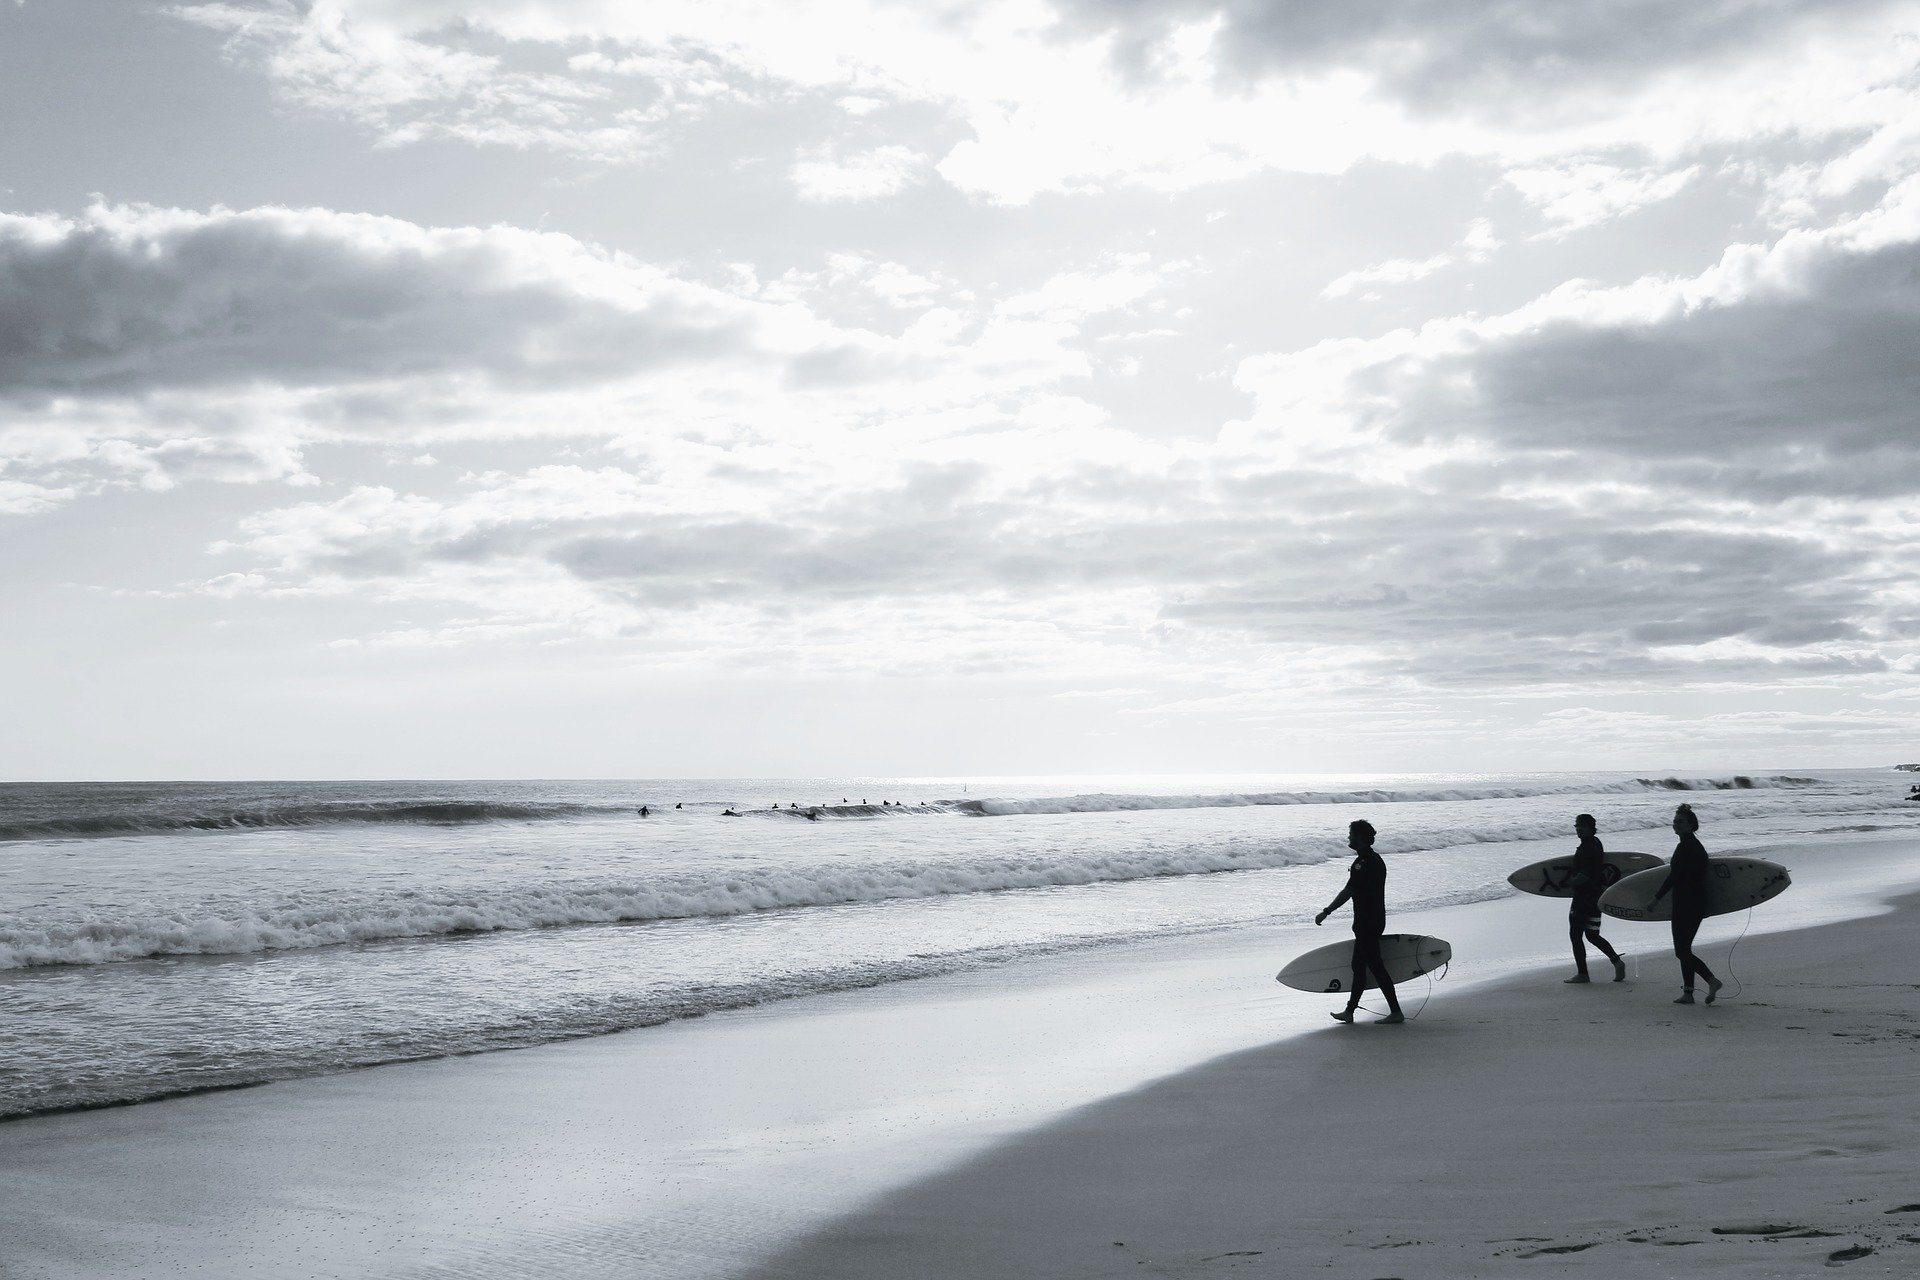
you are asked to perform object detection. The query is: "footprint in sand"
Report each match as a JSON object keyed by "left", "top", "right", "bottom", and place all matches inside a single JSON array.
[{"left": 1827, "top": 1244, "right": 1875, "bottom": 1265}]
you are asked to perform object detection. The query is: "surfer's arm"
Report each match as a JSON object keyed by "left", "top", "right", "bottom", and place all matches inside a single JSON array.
[
  {"left": 1315, "top": 880, "right": 1355, "bottom": 925},
  {"left": 1650, "top": 870, "right": 1675, "bottom": 903}
]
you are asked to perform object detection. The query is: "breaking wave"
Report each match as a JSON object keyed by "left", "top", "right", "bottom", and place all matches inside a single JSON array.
[
  {"left": 0, "top": 840, "right": 1339, "bottom": 969},
  {"left": 947, "top": 775, "right": 1823, "bottom": 817},
  {"left": 0, "top": 800, "right": 627, "bottom": 842}
]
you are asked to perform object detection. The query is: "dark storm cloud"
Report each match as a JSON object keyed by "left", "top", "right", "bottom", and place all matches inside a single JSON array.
[
  {"left": 1057, "top": 0, "right": 1898, "bottom": 113},
  {"left": 0, "top": 204, "right": 763, "bottom": 399}
]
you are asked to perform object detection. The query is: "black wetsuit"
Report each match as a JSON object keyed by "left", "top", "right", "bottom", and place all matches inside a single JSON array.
[
  {"left": 1325, "top": 850, "right": 1400, "bottom": 1012},
  {"left": 1567, "top": 835, "right": 1622, "bottom": 976},
  {"left": 1652, "top": 833, "right": 1716, "bottom": 987}
]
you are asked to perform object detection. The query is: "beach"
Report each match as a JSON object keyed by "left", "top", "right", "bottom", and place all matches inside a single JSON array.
[
  {"left": 2, "top": 830, "right": 1917, "bottom": 1278},
  {"left": 758, "top": 842, "right": 1920, "bottom": 1279}
]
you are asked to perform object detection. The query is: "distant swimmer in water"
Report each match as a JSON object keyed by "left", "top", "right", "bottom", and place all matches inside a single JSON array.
[
  {"left": 722, "top": 808, "right": 739, "bottom": 817},
  {"left": 806, "top": 809, "right": 821, "bottom": 821},
  {"left": 1314, "top": 819, "right": 1405, "bottom": 1024},
  {"left": 675, "top": 803, "right": 682, "bottom": 809},
  {"left": 1652, "top": 803, "right": 1722, "bottom": 1005},
  {"left": 638, "top": 805, "right": 650, "bottom": 817},
  {"left": 1563, "top": 813, "right": 1625, "bottom": 984}
]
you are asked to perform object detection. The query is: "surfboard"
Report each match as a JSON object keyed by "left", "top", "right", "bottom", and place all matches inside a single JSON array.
[
  {"left": 1506, "top": 851, "right": 1665, "bottom": 898},
  {"left": 1599, "top": 857, "right": 1792, "bottom": 922},
  {"left": 1276, "top": 934, "right": 1452, "bottom": 993}
]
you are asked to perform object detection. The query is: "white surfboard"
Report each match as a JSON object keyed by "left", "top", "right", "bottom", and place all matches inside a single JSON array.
[
  {"left": 1599, "top": 857, "right": 1791, "bottom": 922},
  {"left": 1507, "top": 851, "right": 1665, "bottom": 898},
  {"left": 1276, "top": 934, "right": 1452, "bottom": 993}
]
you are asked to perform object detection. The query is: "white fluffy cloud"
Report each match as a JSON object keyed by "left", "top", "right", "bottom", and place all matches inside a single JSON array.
[
  {"left": 792, "top": 146, "right": 930, "bottom": 201},
  {"left": 0, "top": 202, "right": 1180, "bottom": 502},
  {"left": 170, "top": 0, "right": 1920, "bottom": 204},
  {"left": 1503, "top": 161, "right": 1699, "bottom": 236}
]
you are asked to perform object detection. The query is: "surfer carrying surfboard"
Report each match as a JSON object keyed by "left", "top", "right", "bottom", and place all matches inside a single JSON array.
[
  {"left": 1650, "top": 804, "right": 1723, "bottom": 1005},
  {"left": 1313, "top": 819, "right": 1405, "bottom": 1024},
  {"left": 1564, "top": 814, "right": 1627, "bottom": 985}
]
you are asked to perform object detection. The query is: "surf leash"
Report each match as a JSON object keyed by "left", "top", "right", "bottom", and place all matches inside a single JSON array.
[
  {"left": 1356, "top": 956, "right": 1448, "bottom": 1021},
  {"left": 1715, "top": 906, "right": 1753, "bottom": 1003}
]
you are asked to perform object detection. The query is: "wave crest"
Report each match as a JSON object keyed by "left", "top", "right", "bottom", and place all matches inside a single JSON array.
[
  {"left": 0, "top": 800, "right": 623, "bottom": 842},
  {"left": 950, "top": 775, "right": 1822, "bottom": 817}
]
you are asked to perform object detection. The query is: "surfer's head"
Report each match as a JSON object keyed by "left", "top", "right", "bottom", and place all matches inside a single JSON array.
[
  {"left": 1574, "top": 813, "right": 1596, "bottom": 836},
  {"left": 1347, "top": 818, "right": 1376, "bottom": 851},
  {"left": 1672, "top": 803, "right": 1698, "bottom": 833}
]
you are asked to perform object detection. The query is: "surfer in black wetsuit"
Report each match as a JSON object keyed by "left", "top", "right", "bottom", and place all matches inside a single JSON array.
[
  {"left": 1651, "top": 803, "right": 1722, "bottom": 1005},
  {"left": 1564, "top": 813, "right": 1626, "bottom": 984},
  {"left": 1314, "top": 819, "right": 1405, "bottom": 1024}
]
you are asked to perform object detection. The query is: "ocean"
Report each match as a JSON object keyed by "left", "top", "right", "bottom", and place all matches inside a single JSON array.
[{"left": 3, "top": 769, "right": 1916, "bottom": 1119}]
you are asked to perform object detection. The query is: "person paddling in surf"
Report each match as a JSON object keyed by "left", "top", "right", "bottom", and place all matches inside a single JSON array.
[
  {"left": 1564, "top": 813, "right": 1626, "bottom": 984},
  {"left": 1314, "top": 819, "right": 1405, "bottom": 1024},
  {"left": 1651, "top": 803, "right": 1722, "bottom": 1005}
]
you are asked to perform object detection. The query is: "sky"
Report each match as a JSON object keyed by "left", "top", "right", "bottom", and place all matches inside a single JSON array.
[{"left": 2, "top": 0, "right": 1919, "bottom": 780}]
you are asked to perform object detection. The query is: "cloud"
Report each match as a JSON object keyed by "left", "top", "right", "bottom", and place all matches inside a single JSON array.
[
  {"left": 1067, "top": 0, "right": 1906, "bottom": 113},
  {"left": 1503, "top": 161, "right": 1699, "bottom": 235},
  {"left": 1236, "top": 176, "right": 1920, "bottom": 490},
  {"left": 791, "top": 145, "right": 930, "bottom": 201},
  {"left": 0, "top": 202, "right": 789, "bottom": 398},
  {"left": 0, "top": 201, "right": 1186, "bottom": 507},
  {"left": 170, "top": 1, "right": 1920, "bottom": 203},
  {"left": 200, "top": 417, "right": 1906, "bottom": 694},
  {"left": 1322, "top": 218, "right": 1498, "bottom": 299}
]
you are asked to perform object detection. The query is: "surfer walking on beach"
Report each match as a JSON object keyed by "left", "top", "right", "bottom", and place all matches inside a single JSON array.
[
  {"left": 1652, "top": 803, "right": 1723, "bottom": 1005},
  {"left": 1314, "top": 819, "right": 1405, "bottom": 1024},
  {"left": 1564, "top": 813, "right": 1626, "bottom": 984}
]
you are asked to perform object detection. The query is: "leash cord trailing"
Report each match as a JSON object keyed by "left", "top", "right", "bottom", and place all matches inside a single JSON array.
[
  {"left": 1717, "top": 907, "right": 1752, "bottom": 1003},
  {"left": 1355, "top": 957, "right": 1447, "bottom": 1021}
]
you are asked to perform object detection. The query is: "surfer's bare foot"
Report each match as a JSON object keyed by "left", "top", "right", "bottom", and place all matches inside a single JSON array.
[
  {"left": 1377, "top": 1011, "right": 1405, "bottom": 1024},
  {"left": 1330, "top": 1009, "right": 1355, "bottom": 1023},
  {"left": 1674, "top": 990, "right": 1696, "bottom": 1005},
  {"left": 1705, "top": 978, "right": 1724, "bottom": 1005},
  {"left": 1612, "top": 958, "right": 1628, "bottom": 982},
  {"left": 1563, "top": 973, "right": 1591, "bottom": 984}
]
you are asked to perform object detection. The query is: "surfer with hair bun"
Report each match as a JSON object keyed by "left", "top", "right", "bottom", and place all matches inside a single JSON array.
[
  {"left": 1652, "top": 803, "right": 1723, "bottom": 1005},
  {"left": 1314, "top": 818, "right": 1405, "bottom": 1024},
  {"left": 1563, "top": 814, "right": 1627, "bottom": 984}
]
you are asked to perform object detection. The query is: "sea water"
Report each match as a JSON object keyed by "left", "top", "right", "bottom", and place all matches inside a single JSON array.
[{"left": 3, "top": 769, "right": 1916, "bottom": 1117}]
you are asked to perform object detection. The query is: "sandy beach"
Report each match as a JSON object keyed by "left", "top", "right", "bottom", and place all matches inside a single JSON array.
[
  {"left": 758, "top": 847, "right": 1920, "bottom": 1279},
  {"left": 2, "top": 833, "right": 1917, "bottom": 1279}
]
